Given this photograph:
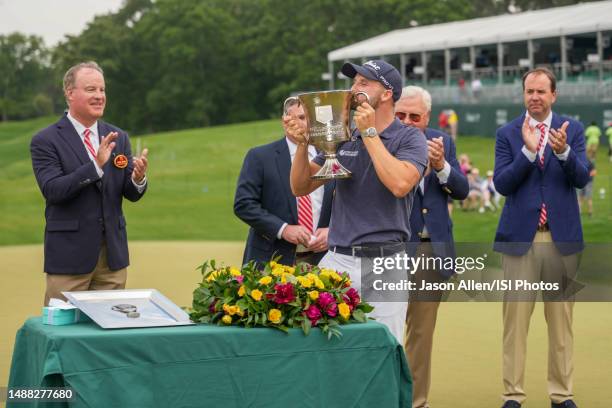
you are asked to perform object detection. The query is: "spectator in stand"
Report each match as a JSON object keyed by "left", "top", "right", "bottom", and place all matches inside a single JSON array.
[
  {"left": 584, "top": 121, "right": 601, "bottom": 161},
  {"left": 471, "top": 77, "right": 483, "bottom": 101}
]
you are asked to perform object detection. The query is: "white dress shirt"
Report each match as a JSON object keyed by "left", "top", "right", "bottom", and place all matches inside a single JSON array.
[
  {"left": 277, "top": 137, "right": 325, "bottom": 240},
  {"left": 66, "top": 112, "right": 147, "bottom": 191}
]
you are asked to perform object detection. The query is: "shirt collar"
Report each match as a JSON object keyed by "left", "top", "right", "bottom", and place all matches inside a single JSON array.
[
  {"left": 527, "top": 110, "right": 552, "bottom": 130},
  {"left": 285, "top": 136, "right": 316, "bottom": 158},
  {"left": 66, "top": 111, "right": 98, "bottom": 139}
]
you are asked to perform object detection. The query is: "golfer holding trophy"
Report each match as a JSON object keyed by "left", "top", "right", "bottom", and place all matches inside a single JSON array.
[{"left": 289, "top": 60, "right": 428, "bottom": 343}]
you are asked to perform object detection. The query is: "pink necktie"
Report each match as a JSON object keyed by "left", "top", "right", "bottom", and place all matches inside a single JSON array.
[
  {"left": 83, "top": 129, "right": 96, "bottom": 158},
  {"left": 535, "top": 123, "right": 547, "bottom": 227},
  {"left": 297, "top": 195, "right": 313, "bottom": 233}
]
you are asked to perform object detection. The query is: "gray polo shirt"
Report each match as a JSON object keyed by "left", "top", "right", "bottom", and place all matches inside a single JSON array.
[{"left": 313, "top": 119, "right": 428, "bottom": 247}]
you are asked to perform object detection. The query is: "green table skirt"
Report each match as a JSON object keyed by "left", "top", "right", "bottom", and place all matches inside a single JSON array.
[{"left": 8, "top": 318, "right": 411, "bottom": 407}]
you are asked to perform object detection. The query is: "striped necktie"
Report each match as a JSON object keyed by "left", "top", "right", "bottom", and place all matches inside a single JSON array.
[
  {"left": 535, "top": 122, "right": 547, "bottom": 227},
  {"left": 83, "top": 128, "right": 97, "bottom": 159},
  {"left": 297, "top": 195, "right": 313, "bottom": 233}
]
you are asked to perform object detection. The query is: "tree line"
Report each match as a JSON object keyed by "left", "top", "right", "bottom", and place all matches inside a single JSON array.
[{"left": 0, "top": 0, "right": 587, "bottom": 133}]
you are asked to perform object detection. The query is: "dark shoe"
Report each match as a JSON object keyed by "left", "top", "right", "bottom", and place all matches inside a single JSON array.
[
  {"left": 551, "top": 400, "right": 577, "bottom": 408},
  {"left": 501, "top": 401, "right": 521, "bottom": 408}
]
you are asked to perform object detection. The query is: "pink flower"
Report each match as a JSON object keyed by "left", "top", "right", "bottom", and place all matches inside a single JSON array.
[
  {"left": 343, "top": 288, "right": 360, "bottom": 309},
  {"left": 317, "top": 292, "right": 335, "bottom": 309},
  {"left": 235, "top": 275, "right": 244, "bottom": 284},
  {"left": 318, "top": 292, "right": 338, "bottom": 317},
  {"left": 326, "top": 302, "right": 338, "bottom": 317},
  {"left": 273, "top": 283, "right": 295, "bottom": 304},
  {"left": 304, "top": 304, "right": 322, "bottom": 326}
]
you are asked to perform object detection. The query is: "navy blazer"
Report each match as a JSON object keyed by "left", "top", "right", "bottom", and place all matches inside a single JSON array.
[
  {"left": 408, "top": 128, "right": 469, "bottom": 278},
  {"left": 493, "top": 113, "right": 589, "bottom": 256},
  {"left": 234, "top": 138, "right": 334, "bottom": 266},
  {"left": 30, "top": 114, "right": 146, "bottom": 274}
]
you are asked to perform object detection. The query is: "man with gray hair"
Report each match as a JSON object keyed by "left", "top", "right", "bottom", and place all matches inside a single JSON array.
[
  {"left": 396, "top": 85, "right": 469, "bottom": 408},
  {"left": 31, "top": 61, "right": 149, "bottom": 305}
]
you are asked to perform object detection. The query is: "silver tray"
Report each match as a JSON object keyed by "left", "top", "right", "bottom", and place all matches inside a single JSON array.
[{"left": 63, "top": 289, "right": 194, "bottom": 329}]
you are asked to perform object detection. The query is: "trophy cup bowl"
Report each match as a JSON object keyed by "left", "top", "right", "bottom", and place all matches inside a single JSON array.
[{"left": 290, "top": 90, "right": 369, "bottom": 180}]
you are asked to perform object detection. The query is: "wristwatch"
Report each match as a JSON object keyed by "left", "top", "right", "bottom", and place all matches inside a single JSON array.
[{"left": 363, "top": 127, "right": 378, "bottom": 138}]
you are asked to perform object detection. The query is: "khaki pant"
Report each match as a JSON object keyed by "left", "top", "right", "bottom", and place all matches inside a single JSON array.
[
  {"left": 502, "top": 231, "right": 577, "bottom": 404},
  {"left": 44, "top": 242, "right": 127, "bottom": 305},
  {"left": 404, "top": 242, "right": 443, "bottom": 408}
]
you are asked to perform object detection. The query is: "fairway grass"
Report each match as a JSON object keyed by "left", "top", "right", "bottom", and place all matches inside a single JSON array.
[{"left": 1, "top": 242, "right": 611, "bottom": 408}]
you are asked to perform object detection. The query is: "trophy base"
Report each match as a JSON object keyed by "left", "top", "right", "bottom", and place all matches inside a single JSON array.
[{"left": 311, "top": 157, "right": 351, "bottom": 180}]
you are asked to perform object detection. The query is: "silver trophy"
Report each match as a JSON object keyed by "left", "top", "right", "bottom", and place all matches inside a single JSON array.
[{"left": 284, "top": 90, "right": 369, "bottom": 180}]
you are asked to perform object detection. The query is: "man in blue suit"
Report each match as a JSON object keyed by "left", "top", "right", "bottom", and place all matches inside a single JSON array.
[
  {"left": 31, "top": 62, "right": 148, "bottom": 305},
  {"left": 395, "top": 86, "right": 469, "bottom": 408},
  {"left": 234, "top": 98, "right": 333, "bottom": 266},
  {"left": 494, "top": 68, "right": 588, "bottom": 408}
]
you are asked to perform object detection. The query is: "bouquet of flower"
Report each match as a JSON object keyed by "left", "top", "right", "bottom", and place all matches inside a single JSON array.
[{"left": 189, "top": 259, "right": 374, "bottom": 339}]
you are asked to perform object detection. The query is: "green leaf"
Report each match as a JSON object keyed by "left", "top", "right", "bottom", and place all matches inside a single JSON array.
[
  {"left": 359, "top": 303, "right": 375, "bottom": 313},
  {"left": 352, "top": 309, "right": 366, "bottom": 323},
  {"left": 301, "top": 319, "right": 311, "bottom": 336}
]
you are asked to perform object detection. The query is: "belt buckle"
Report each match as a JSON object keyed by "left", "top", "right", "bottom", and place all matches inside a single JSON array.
[{"left": 351, "top": 245, "right": 363, "bottom": 257}]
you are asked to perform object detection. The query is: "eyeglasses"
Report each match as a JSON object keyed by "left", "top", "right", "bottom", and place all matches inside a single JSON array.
[{"left": 395, "top": 112, "right": 423, "bottom": 122}]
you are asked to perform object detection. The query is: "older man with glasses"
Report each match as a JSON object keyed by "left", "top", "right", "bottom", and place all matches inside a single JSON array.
[{"left": 395, "top": 86, "right": 469, "bottom": 408}]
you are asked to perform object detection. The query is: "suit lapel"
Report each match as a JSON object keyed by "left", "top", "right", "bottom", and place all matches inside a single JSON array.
[
  {"left": 275, "top": 139, "right": 298, "bottom": 223},
  {"left": 57, "top": 115, "right": 90, "bottom": 165}
]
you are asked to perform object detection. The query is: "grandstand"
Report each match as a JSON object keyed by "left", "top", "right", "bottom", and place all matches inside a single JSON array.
[{"left": 327, "top": 0, "right": 612, "bottom": 116}]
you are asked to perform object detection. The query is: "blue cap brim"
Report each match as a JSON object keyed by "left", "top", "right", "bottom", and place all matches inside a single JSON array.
[{"left": 341, "top": 62, "right": 378, "bottom": 82}]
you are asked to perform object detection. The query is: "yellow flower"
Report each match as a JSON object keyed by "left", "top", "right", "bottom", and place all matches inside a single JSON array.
[
  {"left": 238, "top": 285, "right": 246, "bottom": 297},
  {"left": 313, "top": 276, "right": 325, "bottom": 289},
  {"left": 236, "top": 307, "right": 244, "bottom": 317},
  {"left": 272, "top": 265, "right": 285, "bottom": 276},
  {"left": 284, "top": 266, "right": 295, "bottom": 274},
  {"left": 250, "top": 289, "right": 263, "bottom": 301},
  {"left": 330, "top": 271, "right": 342, "bottom": 282},
  {"left": 308, "top": 290, "right": 319, "bottom": 301},
  {"left": 297, "top": 276, "right": 313, "bottom": 288},
  {"left": 320, "top": 269, "right": 333, "bottom": 278},
  {"left": 280, "top": 272, "right": 292, "bottom": 283},
  {"left": 259, "top": 276, "right": 272, "bottom": 285},
  {"left": 338, "top": 303, "right": 351, "bottom": 320},
  {"left": 223, "top": 304, "right": 231, "bottom": 314},
  {"left": 270, "top": 261, "right": 278, "bottom": 268},
  {"left": 229, "top": 267, "right": 242, "bottom": 277},
  {"left": 206, "top": 271, "right": 220, "bottom": 282},
  {"left": 222, "top": 315, "right": 232, "bottom": 325},
  {"left": 268, "top": 308, "right": 282, "bottom": 324}
]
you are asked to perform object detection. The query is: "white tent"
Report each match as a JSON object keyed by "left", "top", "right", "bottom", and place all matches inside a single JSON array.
[{"left": 328, "top": 1, "right": 612, "bottom": 61}]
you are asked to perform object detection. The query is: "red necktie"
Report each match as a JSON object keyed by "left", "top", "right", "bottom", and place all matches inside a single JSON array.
[
  {"left": 535, "top": 122, "right": 547, "bottom": 227},
  {"left": 297, "top": 195, "right": 313, "bottom": 233},
  {"left": 83, "top": 129, "right": 97, "bottom": 159}
]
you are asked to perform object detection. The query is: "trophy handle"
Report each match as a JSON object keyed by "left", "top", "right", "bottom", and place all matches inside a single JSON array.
[
  {"left": 283, "top": 96, "right": 299, "bottom": 116},
  {"left": 351, "top": 91, "right": 370, "bottom": 109}
]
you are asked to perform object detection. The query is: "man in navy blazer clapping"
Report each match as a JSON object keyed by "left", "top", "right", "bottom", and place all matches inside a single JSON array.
[{"left": 494, "top": 68, "right": 588, "bottom": 408}]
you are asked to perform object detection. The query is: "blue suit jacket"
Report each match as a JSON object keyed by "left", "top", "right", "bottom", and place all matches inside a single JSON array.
[
  {"left": 234, "top": 138, "right": 334, "bottom": 266},
  {"left": 30, "top": 114, "right": 146, "bottom": 274},
  {"left": 408, "top": 128, "right": 469, "bottom": 278},
  {"left": 493, "top": 113, "right": 589, "bottom": 255}
]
